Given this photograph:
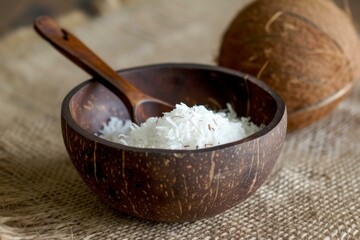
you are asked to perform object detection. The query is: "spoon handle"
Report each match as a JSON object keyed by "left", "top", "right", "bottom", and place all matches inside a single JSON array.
[{"left": 34, "top": 16, "right": 142, "bottom": 103}]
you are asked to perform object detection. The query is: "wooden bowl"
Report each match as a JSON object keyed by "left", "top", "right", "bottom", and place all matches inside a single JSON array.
[{"left": 61, "top": 63, "right": 287, "bottom": 222}]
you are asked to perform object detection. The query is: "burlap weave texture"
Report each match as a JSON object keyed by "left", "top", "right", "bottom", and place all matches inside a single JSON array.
[{"left": 0, "top": 0, "right": 359, "bottom": 239}]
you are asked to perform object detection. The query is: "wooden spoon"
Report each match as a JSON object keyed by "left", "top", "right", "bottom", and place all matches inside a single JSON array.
[{"left": 34, "top": 16, "right": 173, "bottom": 124}]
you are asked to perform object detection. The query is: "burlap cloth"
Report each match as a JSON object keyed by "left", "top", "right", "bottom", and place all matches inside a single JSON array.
[{"left": 1, "top": 0, "right": 359, "bottom": 239}]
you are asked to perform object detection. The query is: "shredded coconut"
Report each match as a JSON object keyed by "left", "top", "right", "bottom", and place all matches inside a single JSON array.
[{"left": 98, "top": 103, "right": 261, "bottom": 149}]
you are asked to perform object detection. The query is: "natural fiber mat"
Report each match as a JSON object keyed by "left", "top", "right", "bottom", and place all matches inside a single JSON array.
[{"left": 1, "top": 0, "right": 360, "bottom": 239}]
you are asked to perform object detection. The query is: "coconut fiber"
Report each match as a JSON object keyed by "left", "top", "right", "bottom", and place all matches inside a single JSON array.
[{"left": 0, "top": 0, "right": 360, "bottom": 239}]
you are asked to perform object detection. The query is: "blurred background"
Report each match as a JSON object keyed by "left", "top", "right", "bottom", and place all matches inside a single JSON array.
[
  {"left": 0, "top": 0, "right": 142, "bottom": 36},
  {"left": 0, "top": 0, "right": 359, "bottom": 37}
]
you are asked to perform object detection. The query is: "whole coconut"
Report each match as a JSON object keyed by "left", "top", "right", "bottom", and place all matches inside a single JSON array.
[{"left": 218, "top": 0, "right": 360, "bottom": 130}]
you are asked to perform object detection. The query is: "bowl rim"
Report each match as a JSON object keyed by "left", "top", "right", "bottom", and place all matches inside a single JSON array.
[{"left": 61, "top": 62, "right": 286, "bottom": 153}]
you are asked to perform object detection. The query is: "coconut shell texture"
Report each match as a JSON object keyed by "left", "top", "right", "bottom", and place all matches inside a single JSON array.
[
  {"left": 61, "top": 64, "right": 287, "bottom": 222},
  {"left": 218, "top": 0, "right": 360, "bottom": 130}
]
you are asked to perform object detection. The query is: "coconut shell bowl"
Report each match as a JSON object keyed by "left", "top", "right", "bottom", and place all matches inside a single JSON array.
[{"left": 61, "top": 63, "right": 287, "bottom": 222}]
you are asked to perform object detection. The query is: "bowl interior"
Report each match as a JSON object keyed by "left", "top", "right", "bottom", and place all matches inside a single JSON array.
[{"left": 68, "top": 64, "right": 279, "bottom": 137}]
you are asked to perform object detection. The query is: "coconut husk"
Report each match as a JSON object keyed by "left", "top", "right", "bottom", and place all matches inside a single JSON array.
[{"left": 218, "top": 0, "right": 360, "bottom": 130}]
